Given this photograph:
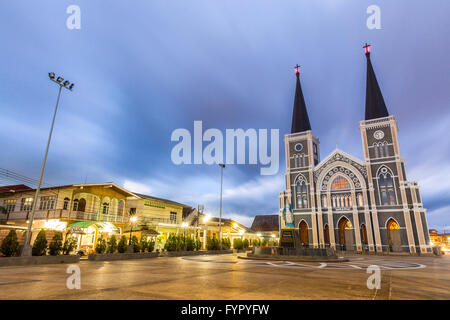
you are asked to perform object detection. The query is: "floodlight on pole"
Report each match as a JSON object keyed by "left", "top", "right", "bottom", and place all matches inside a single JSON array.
[
  {"left": 218, "top": 163, "right": 225, "bottom": 250},
  {"left": 21, "top": 73, "right": 75, "bottom": 256}
]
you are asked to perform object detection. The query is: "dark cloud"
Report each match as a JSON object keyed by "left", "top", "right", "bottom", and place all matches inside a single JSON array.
[{"left": 0, "top": 1, "right": 448, "bottom": 228}]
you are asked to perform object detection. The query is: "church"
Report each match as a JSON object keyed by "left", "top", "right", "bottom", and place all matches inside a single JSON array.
[{"left": 279, "top": 45, "right": 432, "bottom": 255}]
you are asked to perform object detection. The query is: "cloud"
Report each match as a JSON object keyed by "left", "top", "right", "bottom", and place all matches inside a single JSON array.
[{"left": 123, "top": 180, "right": 152, "bottom": 195}]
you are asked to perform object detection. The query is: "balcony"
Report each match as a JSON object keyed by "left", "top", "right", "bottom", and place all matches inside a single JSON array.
[
  {"left": 4, "top": 209, "right": 129, "bottom": 224},
  {"left": 140, "top": 216, "right": 177, "bottom": 226}
]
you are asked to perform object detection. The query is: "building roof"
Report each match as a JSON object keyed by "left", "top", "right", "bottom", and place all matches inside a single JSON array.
[
  {"left": 0, "top": 184, "right": 33, "bottom": 193},
  {"left": 365, "top": 48, "right": 389, "bottom": 120},
  {"left": 133, "top": 193, "right": 191, "bottom": 208},
  {"left": 250, "top": 215, "right": 279, "bottom": 232},
  {"left": 291, "top": 69, "right": 312, "bottom": 133}
]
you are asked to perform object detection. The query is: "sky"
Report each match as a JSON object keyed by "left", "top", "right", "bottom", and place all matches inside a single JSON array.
[{"left": 0, "top": 1, "right": 449, "bottom": 230}]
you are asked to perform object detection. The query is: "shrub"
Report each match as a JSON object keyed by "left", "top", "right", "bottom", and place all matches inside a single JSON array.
[
  {"left": 140, "top": 235, "right": 148, "bottom": 252},
  {"left": 186, "top": 238, "right": 194, "bottom": 251},
  {"left": 107, "top": 235, "right": 117, "bottom": 253},
  {"left": 148, "top": 238, "right": 155, "bottom": 252},
  {"left": 164, "top": 235, "right": 178, "bottom": 252},
  {"left": 194, "top": 239, "right": 202, "bottom": 251},
  {"left": 253, "top": 239, "right": 260, "bottom": 247},
  {"left": 62, "top": 236, "right": 77, "bottom": 255},
  {"left": 222, "top": 238, "right": 231, "bottom": 250},
  {"left": 131, "top": 235, "right": 140, "bottom": 253},
  {"left": 117, "top": 235, "right": 128, "bottom": 253},
  {"left": 32, "top": 230, "right": 48, "bottom": 256},
  {"left": 48, "top": 232, "right": 63, "bottom": 256},
  {"left": 206, "top": 237, "right": 219, "bottom": 250},
  {"left": 243, "top": 239, "right": 249, "bottom": 250},
  {"left": 0, "top": 230, "right": 20, "bottom": 257},
  {"left": 233, "top": 238, "right": 243, "bottom": 250},
  {"left": 261, "top": 239, "right": 267, "bottom": 247},
  {"left": 95, "top": 236, "right": 107, "bottom": 254}
]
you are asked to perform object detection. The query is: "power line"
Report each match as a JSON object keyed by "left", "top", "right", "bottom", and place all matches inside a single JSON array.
[{"left": 0, "top": 168, "right": 53, "bottom": 188}]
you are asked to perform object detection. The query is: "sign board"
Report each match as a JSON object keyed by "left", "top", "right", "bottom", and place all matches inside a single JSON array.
[{"left": 280, "top": 229, "right": 296, "bottom": 248}]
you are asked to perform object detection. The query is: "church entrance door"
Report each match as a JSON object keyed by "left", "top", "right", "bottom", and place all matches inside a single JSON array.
[
  {"left": 299, "top": 221, "right": 309, "bottom": 247},
  {"left": 387, "top": 219, "right": 401, "bottom": 252},
  {"left": 338, "top": 217, "right": 354, "bottom": 251}
]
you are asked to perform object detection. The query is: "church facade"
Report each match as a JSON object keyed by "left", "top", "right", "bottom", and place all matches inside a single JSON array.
[{"left": 279, "top": 46, "right": 432, "bottom": 255}]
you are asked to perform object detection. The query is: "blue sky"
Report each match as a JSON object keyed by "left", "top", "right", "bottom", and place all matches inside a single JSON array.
[{"left": 0, "top": 1, "right": 449, "bottom": 229}]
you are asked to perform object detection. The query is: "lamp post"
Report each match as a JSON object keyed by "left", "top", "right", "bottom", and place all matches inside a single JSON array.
[
  {"left": 218, "top": 163, "right": 225, "bottom": 250},
  {"left": 22, "top": 73, "right": 74, "bottom": 256}
]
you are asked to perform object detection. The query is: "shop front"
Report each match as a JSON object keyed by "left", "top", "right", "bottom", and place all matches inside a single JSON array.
[{"left": 67, "top": 221, "right": 121, "bottom": 254}]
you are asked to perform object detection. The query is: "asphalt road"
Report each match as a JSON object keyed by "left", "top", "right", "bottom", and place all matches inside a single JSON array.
[{"left": 0, "top": 254, "right": 448, "bottom": 300}]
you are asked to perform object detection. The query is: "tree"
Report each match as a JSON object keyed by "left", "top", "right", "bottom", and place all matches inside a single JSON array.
[
  {"left": 233, "top": 238, "right": 243, "bottom": 250},
  {"left": 95, "top": 236, "right": 107, "bottom": 254},
  {"left": 131, "top": 235, "right": 140, "bottom": 253},
  {"left": 139, "top": 235, "right": 148, "bottom": 252},
  {"left": 48, "top": 232, "right": 63, "bottom": 256},
  {"left": 32, "top": 230, "right": 48, "bottom": 256},
  {"left": 194, "top": 239, "right": 202, "bottom": 251},
  {"left": 117, "top": 235, "right": 128, "bottom": 253},
  {"left": 62, "top": 236, "right": 77, "bottom": 255},
  {"left": 107, "top": 235, "right": 117, "bottom": 253},
  {"left": 243, "top": 239, "right": 249, "bottom": 250},
  {"left": 148, "top": 238, "right": 155, "bottom": 252},
  {"left": 0, "top": 230, "right": 20, "bottom": 257}
]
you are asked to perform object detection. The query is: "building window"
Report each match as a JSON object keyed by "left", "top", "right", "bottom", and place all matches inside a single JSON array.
[
  {"left": 295, "top": 179, "right": 308, "bottom": 208},
  {"left": 102, "top": 202, "right": 110, "bottom": 215},
  {"left": 357, "top": 193, "right": 364, "bottom": 207},
  {"left": 63, "top": 198, "right": 70, "bottom": 210},
  {"left": 73, "top": 199, "right": 79, "bottom": 211},
  {"left": 20, "top": 198, "right": 33, "bottom": 212},
  {"left": 170, "top": 211, "right": 177, "bottom": 223},
  {"left": 379, "top": 171, "right": 396, "bottom": 205},
  {"left": 39, "top": 196, "right": 55, "bottom": 210},
  {"left": 384, "top": 142, "right": 389, "bottom": 157},
  {"left": 331, "top": 194, "right": 352, "bottom": 209},
  {"left": 3, "top": 199, "right": 16, "bottom": 213},
  {"left": 321, "top": 195, "right": 327, "bottom": 208},
  {"left": 331, "top": 176, "right": 351, "bottom": 191}
]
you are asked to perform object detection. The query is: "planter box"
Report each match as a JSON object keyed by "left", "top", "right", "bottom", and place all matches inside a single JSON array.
[
  {"left": 0, "top": 255, "right": 80, "bottom": 267},
  {"left": 88, "top": 252, "right": 159, "bottom": 261},
  {"left": 88, "top": 250, "right": 233, "bottom": 261}
]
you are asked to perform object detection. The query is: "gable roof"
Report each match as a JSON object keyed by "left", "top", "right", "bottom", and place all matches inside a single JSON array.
[
  {"left": 251, "top": 215, "right": 279, "bottom": 232},
  {"left": 314, "top": 148, "right": 364, "bottom": 172}
]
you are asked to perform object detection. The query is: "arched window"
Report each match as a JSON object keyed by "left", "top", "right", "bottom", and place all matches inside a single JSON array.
[
  {"left": 321, "top": 195, "right": 327, "bottom": 208},
  {"left": 73, "top": 199, "right": 79, "bottom": 211},
  {"left": 331, "top": 176, "right": 351, "bottom": 191},
  {"left": 357, "top": 193, "right": 363, "bottom": 207},
  {"left": 63, "top": 197, "right": 70, "bottom": 210},
  {"left": 379, "top": 171, "right": 396, "bottom": 205},
  {"left": 102, "top": 202, "right": 110, "bottom": 215},
  {"left": 374, "top": 143, "right": 379, "bottom": 158},
  {"left": 379, "top": 143, "right": 384, "bottom": 157},
  {"left": 296, "top": 179, "right": 308, "bottom": 208},
  {"left": 384, "top": 143, "right": 389, "bottom": 157}
]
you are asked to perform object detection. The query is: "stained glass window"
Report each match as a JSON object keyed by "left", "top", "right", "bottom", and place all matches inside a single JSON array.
[{"left": 331, "top": 176, "right": 351, "bottom": 190}]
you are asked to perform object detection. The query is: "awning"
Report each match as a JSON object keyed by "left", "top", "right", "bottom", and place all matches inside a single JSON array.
[{"left": 67, "top": 221, "right": 120, "bottom": 233}]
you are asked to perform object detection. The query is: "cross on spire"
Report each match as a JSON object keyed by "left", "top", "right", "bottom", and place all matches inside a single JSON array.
[
  {"left": 294, "top": 64, "right": 301, "bottom": 75},
  {"left": 363, "top": 43, "right": 371, "bottom": 56}
]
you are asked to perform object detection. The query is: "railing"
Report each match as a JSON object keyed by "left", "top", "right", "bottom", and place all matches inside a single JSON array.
[
  {"left": 4, "top": 209, "right": 129, "bottom": 223},
  {"left": 140, "top": 216, "right": 177, "bottom": 225}
]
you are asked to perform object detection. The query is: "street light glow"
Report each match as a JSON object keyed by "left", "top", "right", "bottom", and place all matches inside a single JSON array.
[
  {"left": 182, "top": 222, "right": 188, "bottom": 228},
  {"left": 257, "top": 233, "right": 262, "bottom": 237},
  {"left": 130, "top": 216, "right": 137, "bottom": 223}
]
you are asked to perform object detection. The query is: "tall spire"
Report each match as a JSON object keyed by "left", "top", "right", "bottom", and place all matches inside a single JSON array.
[
  {"left": 291, "top": 64, "right": 311, "bottom": 133},
  {"left": 364, "top": 44, "right": 389, "bottom": 120}
]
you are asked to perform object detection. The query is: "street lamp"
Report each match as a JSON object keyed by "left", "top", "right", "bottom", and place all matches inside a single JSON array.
[
  {"left": 129, "top": 216, "right": 138, "bottom": 245},
  {"left": 22, "top": 73, "right": 74, "bottom": 256},
  {"left": 218, "top": 163, "right": 225, "bottom": 250}
]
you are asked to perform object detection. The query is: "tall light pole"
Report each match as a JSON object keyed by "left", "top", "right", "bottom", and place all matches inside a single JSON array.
[
  {"left": 22, "top": 73, "right": 74, "bottom": 256},
  {"left": 218, "top": 163, "right": 225, "bottom": 250}
]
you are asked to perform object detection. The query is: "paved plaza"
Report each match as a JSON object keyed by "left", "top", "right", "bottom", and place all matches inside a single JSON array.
[{"left": 0, "top": 253, "right": 448, "bottom": 300}]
